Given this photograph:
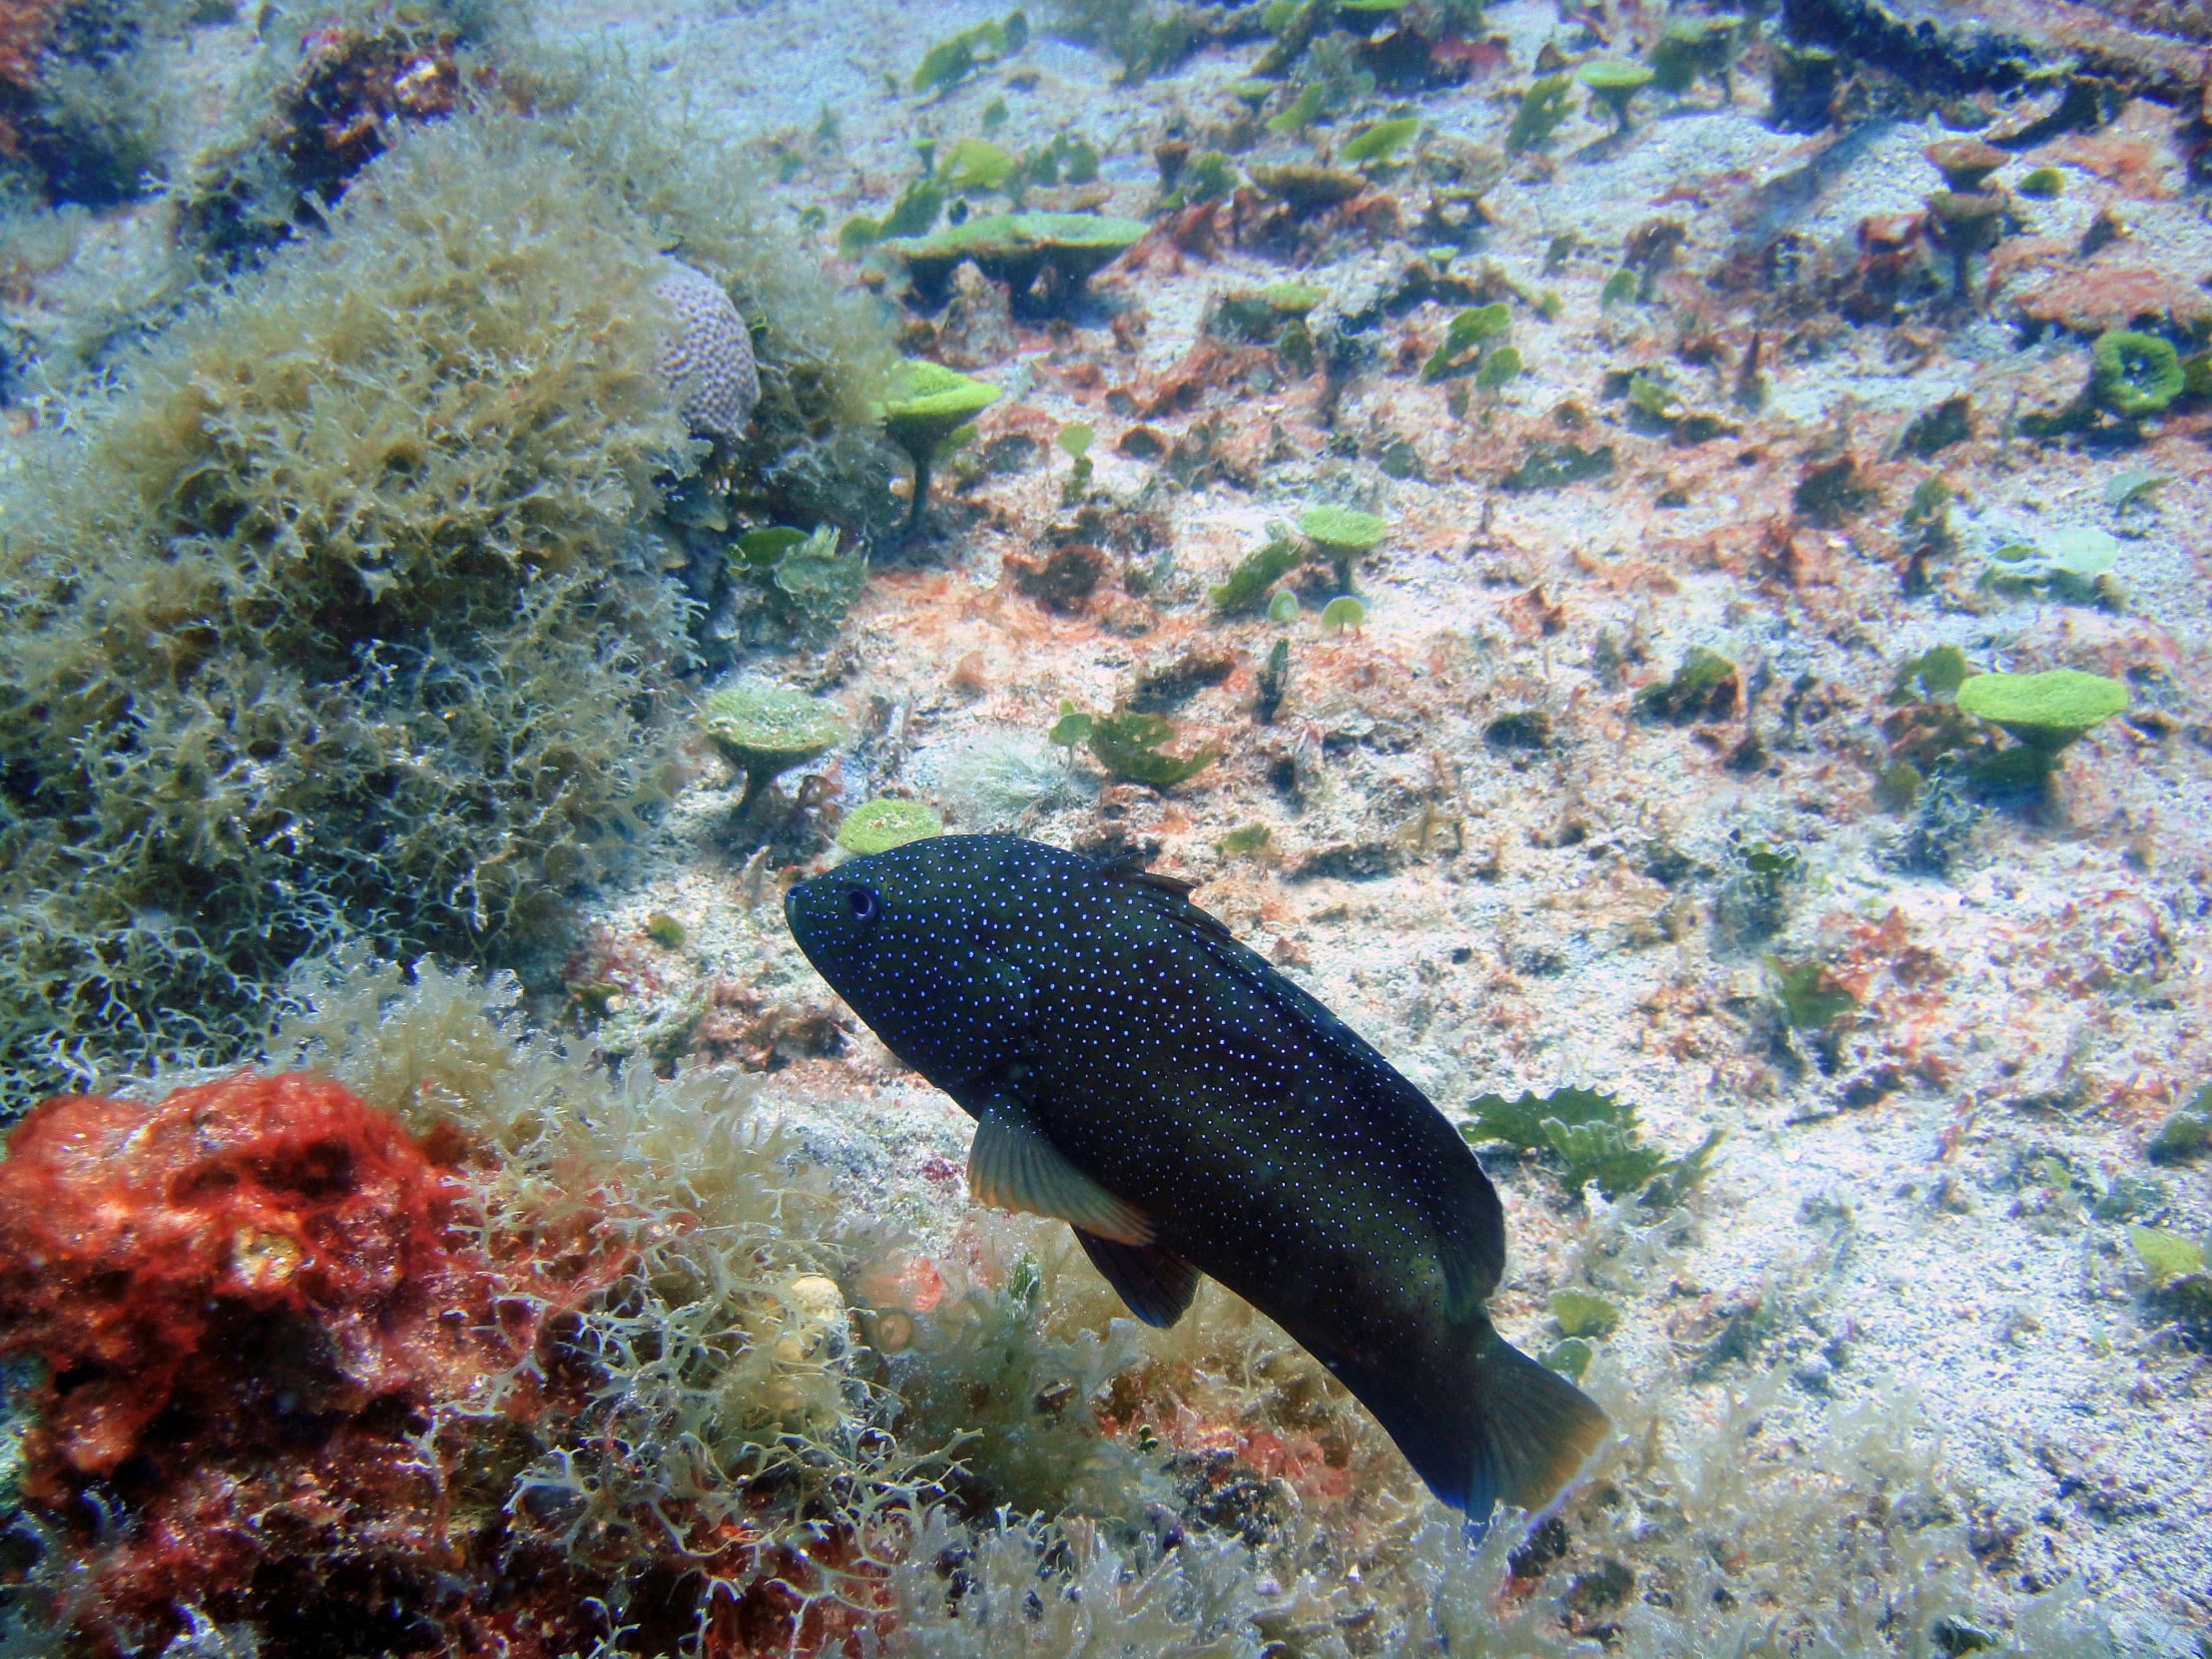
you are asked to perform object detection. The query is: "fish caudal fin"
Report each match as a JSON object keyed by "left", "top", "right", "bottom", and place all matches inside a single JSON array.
[
  {"left": 1463, "top": 1326, "right": 1610, "bottom": 1526},
  {"left": 1073, "top": 1228, "right": 1201, "bottom": 1328}
]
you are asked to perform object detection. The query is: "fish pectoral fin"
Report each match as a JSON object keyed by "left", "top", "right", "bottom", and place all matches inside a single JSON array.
[
  {"left": 968, "top": 1104, "right": 1154, "bottom": 1248},
  {"left": 1073, "top": 1229, "right": 1200, "bottom": 1329}
]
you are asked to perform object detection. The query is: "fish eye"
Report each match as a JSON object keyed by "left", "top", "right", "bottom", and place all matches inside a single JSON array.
[{"left": 846, "top": 885, "right": 878, "bottom": 922}]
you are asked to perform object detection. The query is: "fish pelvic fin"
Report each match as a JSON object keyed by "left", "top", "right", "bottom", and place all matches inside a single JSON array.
[
  {"left": 1463, "top": 1324, "right": 1610, "bottom": 1525},
  {"left": 969, "top": 1100, "right": 1154, "bottom": 1247},
  {"left": 1072, "top": 1229, "right": 1200, "bottom": 1328}
]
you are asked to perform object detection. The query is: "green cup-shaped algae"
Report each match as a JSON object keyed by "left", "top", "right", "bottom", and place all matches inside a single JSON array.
[
  {"left": 1954, "top": 669, "right": 2128, "bottom": 754},
  {"left": 881, "top": 360, "right": 1001, "bottom": 531},
  {"left": 1578, "top": 61, "right": 1654, "bottom": 131},
  {"left": 1302, "top": 506, "right": 1386, "bottom": 595},
  {"left": 1299, "top": 505, "right": 1385, "bottom": 550},
  {"left": 704, "top": 682, "right": 847, "bottom": 807}
]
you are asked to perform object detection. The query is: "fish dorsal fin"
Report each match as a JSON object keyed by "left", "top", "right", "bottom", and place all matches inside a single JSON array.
[
  {"left": 1073, "top": 1229, "right": 1201, "bottom": 1329},
  {"left": 1098, "top": 862, "right": 1238, "bottom": 945},
  {"left": 1101, "top": 861, "right": 1196, "bottom": 899},
  {"left": 968, "top": 1100, "right": 1154, "bottom": 1248}
]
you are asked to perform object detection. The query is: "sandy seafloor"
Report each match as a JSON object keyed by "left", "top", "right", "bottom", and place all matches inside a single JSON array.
[
  {"left": 11, "top": 0, "right": 2212, "bottom": 1649},
  {"left": 477, "top": 0, "right": 2212, "bottom": 1641}
]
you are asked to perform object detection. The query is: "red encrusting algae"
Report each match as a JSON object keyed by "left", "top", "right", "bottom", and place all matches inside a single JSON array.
[{"left": 0, "top": 1071, "right": 619, "bottom": 1656}]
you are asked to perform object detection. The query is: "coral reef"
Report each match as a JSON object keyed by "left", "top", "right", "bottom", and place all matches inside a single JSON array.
[
  {"left": 0, "top": 952, "right": 2154, "bottom": 1656},
  {"left": 1, "top": 0, "right": 2209, "bottom": 1645}
]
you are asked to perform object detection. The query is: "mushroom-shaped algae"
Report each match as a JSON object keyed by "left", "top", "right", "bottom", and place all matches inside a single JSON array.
[
  {"left": 1926, "top": 191, "right": 2004, "bottom": 301},
  {"left": 1300, "top": 505, "right": 1386, "bottom": 592},
  {"left": 1955, "top": 669, "right": 2128, "bottom": 754},
  {"left": 882, "top": 211, "right": 1146, "bottom": 310},
  {"left": 836, "top": 798, "right": 943, "bottom": 854},
  {"left": 703, "top": 682, "right": 847, "bottom": 811},
  {"left": 1924, "top": 138, "right": 2007, "bottom": 194},
  {"left": 881, "top": 360, "right": 1000, "bottom": 533},
  {"left": 1579, "top": 60, "right": 1654, "bottom": 132}
]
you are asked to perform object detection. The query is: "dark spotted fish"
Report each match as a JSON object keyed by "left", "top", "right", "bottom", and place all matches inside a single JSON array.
[{"left": 785, "top": 833, "right": 1608, "bottom": 1522}]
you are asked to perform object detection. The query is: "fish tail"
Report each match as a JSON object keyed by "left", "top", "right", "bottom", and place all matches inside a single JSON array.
[{"left": 1462, "top": 1323, "right": 1610, "bottom": 1528}]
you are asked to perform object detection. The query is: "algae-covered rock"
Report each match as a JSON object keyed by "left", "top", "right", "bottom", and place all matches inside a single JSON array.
[
  {"left": 1247, "top": 163, "right": 1368, "bottom": 216},
  {"left": 2149, "top": 1085, "right": 2212, "bottom": 1163},
  {"left": 0, "top": 111, "right": 705, "bottom": 1100},
  {"left": 1924, "top": 138, "right": 2007, "bottom": 192},
  {"left": 1650, "top": 14, "right": 1745, "bottom": 98}
]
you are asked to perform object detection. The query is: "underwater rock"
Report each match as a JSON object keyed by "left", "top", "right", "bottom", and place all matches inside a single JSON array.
[
  {"left": 0, "top": 1071, "right": 609, "bottom": 1653},
  {"left": 931, "top": 259, "right": 1019, "bottom": 368},
  {"left": 654, "top": 259, "right": 760, "bottom": 438}
]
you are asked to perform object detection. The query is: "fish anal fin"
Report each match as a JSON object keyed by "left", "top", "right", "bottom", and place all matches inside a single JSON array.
[
  {"left": 968, "top": 1103, "right": 1153, "bottom": 1247},
  {"left": 1073, "top": 1229, "right": 1200, "bottom": 1328},
  {"left": 1464, "top": 1327, "right": 1610, "bottom": 1525}
]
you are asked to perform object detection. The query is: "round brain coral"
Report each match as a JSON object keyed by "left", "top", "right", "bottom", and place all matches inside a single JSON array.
[{"left": 655, "top": 258, "right": 762, "bottom": 437}]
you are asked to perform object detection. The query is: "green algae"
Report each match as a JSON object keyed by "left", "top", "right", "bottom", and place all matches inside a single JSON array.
[
  {"left": 1421, "top": 301, "right": 1510, "bottom": 380},
  {"left": 1460, "top": 1086, "right": 1721, "bottom": 1205},
  {"left": 1551, "top": 1291, "right": 1622, "bottom": 1339},
  {"left": 881, "top": 361, "right": 1001, "bottom": 531},
  {"left": 1321, "top": 594, "right": 1367, "bottom": 633},
  {"left": 1341, "top": 116, "right": 1420, "bottom": 166},
  {"left": 1507, "top": 74, "right": 1574, "bottom": 153},
  {"left": 2091, "top": 329, "right": 2184, "bottom": 418},
  {"left": 1954, "top": 669, "right": 2128, "bottom": 753},
  {"left": 881, "top": 211, "right": 1148, "bottom": 310},
  {"left": 1578, "top": 60, "right": 1654, "bottom": 131},
  {"left": 837, "top": 798, "right": 945, "bottom": 854},
  {"left": 1768, "top": 957, "right": 1859, "bottom": 1030},
  {"left": 912, "top": 10, "right": 1030, "bottom": 94},
  {"left": 703, "top": 683, "right": 848, "bottom": 809},
  {"left": 1050, "top": 705, "right": 1217, "bottom": 788},
  {"left": 1210, "top": 525, "right": 1306, "bottom": 613}
]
